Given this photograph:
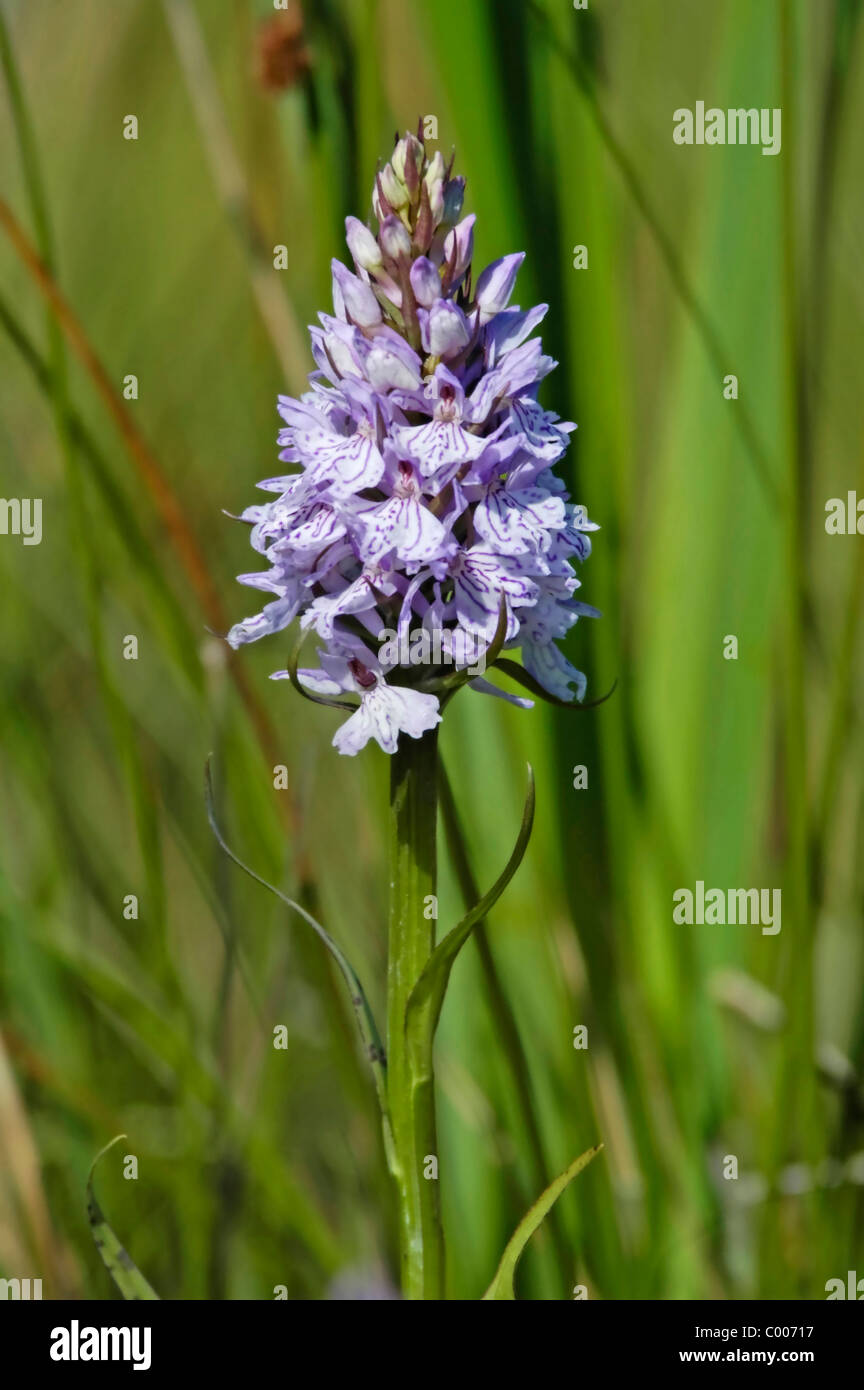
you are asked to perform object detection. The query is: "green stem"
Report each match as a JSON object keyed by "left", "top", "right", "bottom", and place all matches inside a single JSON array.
[{"left": 387, "top": 728, "right": 445, "bottom": 1299}]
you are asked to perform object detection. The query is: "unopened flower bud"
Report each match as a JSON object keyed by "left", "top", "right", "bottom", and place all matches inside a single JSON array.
[
  {"left": 392, "top": 134, "right": 424, "bottom": 187},
  {"left": 332, "top": 260, "right": 382, "bottom": 329},
  {"left": 345, "top": 216, "right": 383, "bottom": 273},
  {"left": 442, "top": 213, "right": 475, "bottom": 287},
  {"left": 366, "top": 342, "right": 421, "bottom": 391},
  {"left": 423, "top": 151, "right": 446, "bottom": 222},
  {"left": 379, "top": 162, "right": 409, "bottom": 212},
  {"left": 423, "top": 301, "right": 471, "bottom": 358},
  {"left": 379, "top": 214, "right": 412, "bottom": 264},
  {"left": 409, "top": 256, "right": 441, "bottom": 308}
]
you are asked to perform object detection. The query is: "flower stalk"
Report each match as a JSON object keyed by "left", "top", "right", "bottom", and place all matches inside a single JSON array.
[{"left": 387, "top": 727, "right": 445, "bottom": 1299}]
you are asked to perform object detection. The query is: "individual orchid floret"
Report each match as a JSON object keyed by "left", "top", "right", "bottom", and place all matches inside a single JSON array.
[
  {"left": 272, "top": 645, "right": 441, "bottom": 756},
  {"left": 420, "top": 300, "right": 471, "bottom": 358},
  {"left": 331, "top": 259, "right": 382, "bottom": 329}
]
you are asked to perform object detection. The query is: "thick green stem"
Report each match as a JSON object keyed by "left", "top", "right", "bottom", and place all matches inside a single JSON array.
[{"left": 387, "top": 728, "right": 445, "bottom": 1299}]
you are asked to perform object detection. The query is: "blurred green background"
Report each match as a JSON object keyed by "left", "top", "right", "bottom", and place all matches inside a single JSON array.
[{"left": 1, "top": 0, "right": 863, "bottom": 1300}]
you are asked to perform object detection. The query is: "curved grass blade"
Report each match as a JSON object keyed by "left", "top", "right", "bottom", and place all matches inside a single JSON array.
[
  {"left": 492, "top": 658, "right": 618, "bottom": 711},
  {"left": 482, "top": 1143, "right": 604, "bottom": 1300},
  {"left": 204, "top": 759, "right": 394, "bottom": 1164},
  {"left": 405, "top": 766, "right": 535, "bottom": 1070},
  {"left": 87, "top": 1136, "right": 160, "bottom": 1301}
]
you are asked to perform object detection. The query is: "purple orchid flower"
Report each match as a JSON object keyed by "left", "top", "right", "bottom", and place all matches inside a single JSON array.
[{"left": 226, "top": 130, "right": 599, "bottom": 754}]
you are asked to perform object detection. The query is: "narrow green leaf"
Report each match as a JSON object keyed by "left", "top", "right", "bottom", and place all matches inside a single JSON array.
[
  {"left": 204, "top": 759, "right": 393, "bottom": 1159},
  {"left": 286, "top": 627, "right": 358, "bottom": 711},
  {"left": 405, "top": 766, "right": 535, "bottom": 1070},
  {"left": 482, "top": 593, "right": 511, "bottom": 669},
  {"left": 87, "top": 1136, "right": 160, "bottom": 1301},
  {"left": 482, "top": 1143, "right": 604, "bottom": 1300}
]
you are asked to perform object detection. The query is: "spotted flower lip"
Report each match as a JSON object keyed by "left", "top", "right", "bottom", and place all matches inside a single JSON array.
[
  {"left": 227, "top": 126, "right": 599, "bottom": 754},
  {"left": 290, "top": 651, "right": 441, "bottom": 757}
]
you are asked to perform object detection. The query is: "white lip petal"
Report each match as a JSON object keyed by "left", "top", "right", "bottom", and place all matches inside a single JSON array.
[{"left": 333, "top": 682, "right": 440, "bottom": 755}]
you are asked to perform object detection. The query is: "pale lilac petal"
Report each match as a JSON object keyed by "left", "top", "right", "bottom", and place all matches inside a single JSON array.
[
  {"left": 522, "top": 639, "right": 586, "bottom": 702},
  {"left": 366, "top": 344, "right": 422, "bottom": 391},
  {"left": 332, "top": 259, "right": 382, "bottom": 328},
  {"left": 345, "top": 216, "right": 382, "bottom": 273},
  {"left": 294, "top": 426, "right": 385, "bottom": 497},
  {"left": 473, "top": 486, "right": 566, "bottom": 554},
  {"left": 510, "top": 396, "right": 574, "bottom": 460},
  {"left": 305, "top": 570, "right": 396, "bottom": 638},
  {"left": 454, "top": 549, "right": 539, "bottom": 638},
  {"left": 273, "top": 667, "right": 344, "bottom": 696},
  {"left": 442, "top": 214, "right": 475, "bottom": 287},
  {"left": 227, "top": 596, "right": 299, "bottom": 649},
  {"left": 379, "top": 215, "right": 412, "bottom": 262},
  {"left": 410, "top": 256, "right": 441, "bottom": 307},
  {"left": 357, "top": 495, "right": 450, "bottom": 565},
  {"left": 287, "top": 503, "right": 347, "bottom": 556},
  {"left": 485, "top": 304, "right": 548, "bottom": 365},
  {"left": 469, "top": 676, "right": 534, "bottom": 709},
  {"left": 423, "top": 301, "right": 471, "bottom": 358},
  {"left": 392, "top": 419, "right": 487, "bottom": 474},
  {"left": 474, "top": 252, "right": 524, "bottom": 322}
]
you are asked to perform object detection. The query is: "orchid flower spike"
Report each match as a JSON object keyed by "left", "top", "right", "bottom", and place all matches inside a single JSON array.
[{"left": 227, "top": 131, "right": 599, "bottom": 754}]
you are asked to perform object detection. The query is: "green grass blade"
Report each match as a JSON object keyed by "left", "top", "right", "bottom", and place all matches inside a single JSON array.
[
  {"left": 483, "top": 1144, "right": 604, "bottom": 1300},
  {"left": 405, "top": 767, "right": 535, "bottom": 1065},
  {"left": 87, "top": 1136, "right": 160, "bottom": 1301},
  {"left": 204, "top": 758, "right": 394, "bottom": 1167}
]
